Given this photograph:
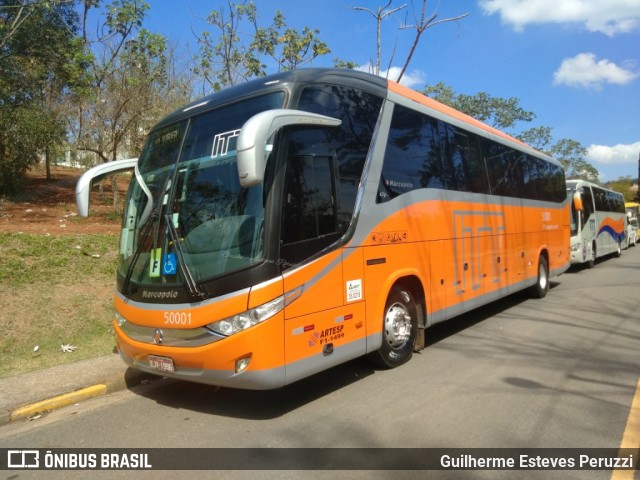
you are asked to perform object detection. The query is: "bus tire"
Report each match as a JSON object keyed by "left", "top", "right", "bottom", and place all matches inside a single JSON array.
[
  {"left": 367, "top": 286, "right": 419, "bottom": 369},
  {"left": 529, "top": 255, "right": 549, "bottom": 299},
  {"left": 615, "top": 242, "right": 622, "bottom": 257},
  {"left": 587, "top": 243, "right": 596, "bottom": 269}
]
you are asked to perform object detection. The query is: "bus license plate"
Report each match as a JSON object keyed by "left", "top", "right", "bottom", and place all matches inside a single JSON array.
[{"left": 148, "top": 355, "right": 175, "bottom": 373}]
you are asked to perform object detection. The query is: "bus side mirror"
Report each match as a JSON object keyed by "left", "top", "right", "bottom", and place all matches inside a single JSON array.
[
  {"left": 76, "top": 158, "right": 138, "bottom": 217},
  {"left": 572, "top": 191, "right": 584, "bottom": 211},
  {"left": 236, "top": 109, "right": 341, "bottom": 187}
]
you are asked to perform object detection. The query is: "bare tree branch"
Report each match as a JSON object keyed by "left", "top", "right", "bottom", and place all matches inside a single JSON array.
[
  {"left": 397, "top": 1, "right": 469, "bottom": 82},
  {"left": 353, "top": 1, "right": 406, "bottom": 75}
]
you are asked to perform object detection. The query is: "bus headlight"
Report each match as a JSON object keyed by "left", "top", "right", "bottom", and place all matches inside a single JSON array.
[
  {"left": 115, "top": 311, "right": 127, "bottom": 327},
  {"left": 570, "top": 242, "right": 582, "bottom": 252},
  {"left": 208, "top": 286, "right": 303, "bottom": 337}
]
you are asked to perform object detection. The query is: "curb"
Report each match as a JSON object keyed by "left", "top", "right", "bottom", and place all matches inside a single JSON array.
[
  {"left": 1, "top": 363, "right": 159, "bottom": 426},
  {"left": 10, "top": 385, "right": 108, "bottom": 422}
]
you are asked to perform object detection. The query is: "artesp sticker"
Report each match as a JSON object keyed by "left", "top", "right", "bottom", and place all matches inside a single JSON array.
[{"left": 346, "top": 279, "right": 362, "bottom": 302}]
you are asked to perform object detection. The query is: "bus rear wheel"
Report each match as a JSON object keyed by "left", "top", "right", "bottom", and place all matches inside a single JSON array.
[
  {"left": 368, "top": 286, "right": 419, "bottom": 369},
  {"left": 529, "top": 255, "right": 549, "bottom": 299}
]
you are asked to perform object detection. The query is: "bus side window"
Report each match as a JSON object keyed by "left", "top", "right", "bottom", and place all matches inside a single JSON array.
[
  {"left": 280, "top": 136, "right": 340, "bottom": 267},
  {"left": 297, "top": 83, "right": 383, "bottom": 222},
  {"left": 580, "top": 187, "right": 594, "bottom": 226},
  {"left": 282, "top": 154, "right": 337, "bottom": 243},
  {"left": 438, "top": 122, "right": 491, "bottom": 194},
  {"left": 482, "top": 139, "right": 523, "bottom": 197},
  {"left": 377, "top": 104, "right": 445, "bottom": 202}
]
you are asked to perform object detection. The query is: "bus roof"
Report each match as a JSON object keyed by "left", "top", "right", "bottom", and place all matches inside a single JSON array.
[
  {"left": 568, "top": 179, "right": 627, "bottom": 195},
  {"left": 152, "top": 68, "right": 553, "bottom": 164},
  {"left": 154, "top": 68, "right": 387, "bottom": 129}
]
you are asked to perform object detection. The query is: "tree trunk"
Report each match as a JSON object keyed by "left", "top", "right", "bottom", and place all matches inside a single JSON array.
[{"left": 45, "top": 146, "right": 51, "bottom": 181}]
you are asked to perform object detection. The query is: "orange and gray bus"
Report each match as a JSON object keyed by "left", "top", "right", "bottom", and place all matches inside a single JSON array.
[{"left": 77, "top": 68, "right": 570, "bottom": 389}]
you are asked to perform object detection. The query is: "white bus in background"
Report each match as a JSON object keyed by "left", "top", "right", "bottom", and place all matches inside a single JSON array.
[
  {"left": 625, "top": 202, "right": 639, "bottom": 248},
  {"left": 567, "top": 179, "right": 627, "bottom": 268}
]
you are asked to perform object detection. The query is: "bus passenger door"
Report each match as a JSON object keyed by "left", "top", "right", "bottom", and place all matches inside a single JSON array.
[
  {"left": 278, "top": 139, "right": 348, "bottom": 379},
  {"left": 280, "top": 148, "right": 343, "bottom": 316}
]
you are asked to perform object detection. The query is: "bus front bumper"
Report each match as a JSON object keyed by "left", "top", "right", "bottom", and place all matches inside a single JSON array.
[{"left": 114, "top": 320, "right": 287, "bottom": 390}]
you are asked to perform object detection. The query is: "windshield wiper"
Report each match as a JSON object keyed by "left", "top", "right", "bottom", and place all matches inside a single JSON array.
[{"left": 164, "top": 213, "right": 205, "bottom": 299}]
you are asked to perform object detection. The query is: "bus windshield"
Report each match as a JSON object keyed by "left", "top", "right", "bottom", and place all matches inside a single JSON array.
[{"left": 118, "top": 92, "right": 284, "bottom": 293}]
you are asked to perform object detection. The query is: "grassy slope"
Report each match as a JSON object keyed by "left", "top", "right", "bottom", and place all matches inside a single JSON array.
[{"left": 0, "top": 233, "right": 120, "bottom": 377}]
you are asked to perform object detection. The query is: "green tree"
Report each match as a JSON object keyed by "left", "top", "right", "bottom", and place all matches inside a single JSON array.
[
  {"left": 0, "top": 0, "right": 86, "bottom": 194},
  {"left": 421, "top": 82, "right": 458, "bottom": 107},
  {"left": 195, "top": 1, "right": 331, "bottom": 92},
  {"left": 517, "top": 128, "right": 599, "bottom": 180},
  {"left": 550, "top": 139, "right": 599, "bottom": 181},
  {"left": 606, "top": 177, "right": 635, "bottom": 202},
  {"left": 69, "top": 0, "right": 193, "bottom": 211},
  {"left": 516, "top": 126, "right": 553, "bottom": 152},
  {"left": 423, "top": 82, "right": 535, "bottom": 130},
  {"left": 455, "top": 92, "right": 535, "bottom": 129},
  {"left": 254, "top": 21, "right": 330, "bottom": 72}
]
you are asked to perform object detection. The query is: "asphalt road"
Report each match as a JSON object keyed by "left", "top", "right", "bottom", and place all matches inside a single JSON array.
[{"left": 1, "top": 246, "right": 639, "bottom": 480}]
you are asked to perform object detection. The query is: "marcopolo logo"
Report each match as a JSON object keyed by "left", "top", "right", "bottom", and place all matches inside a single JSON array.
[{"left": 141, "top": 290, "right": 179, "bottom": 300}]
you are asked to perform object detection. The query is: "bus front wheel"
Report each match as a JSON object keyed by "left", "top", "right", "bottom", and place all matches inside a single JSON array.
[
  {"left": 529, "top": 255, "right": 549, "bottom": 299},
  {"left": 587, "top": 243, "right": 596, "bottom": 269},
  {"left": 368, "top": 286, "right": 419, "bottom": 369}
]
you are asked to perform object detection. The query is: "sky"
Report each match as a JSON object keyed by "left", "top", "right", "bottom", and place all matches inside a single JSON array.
[{"left": 137, "top": 0, "right": 640, "bottom": 182}]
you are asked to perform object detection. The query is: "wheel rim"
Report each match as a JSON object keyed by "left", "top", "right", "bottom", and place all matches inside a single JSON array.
[{"left": 384, "top": 302, "right": 412, "bottom": 348}]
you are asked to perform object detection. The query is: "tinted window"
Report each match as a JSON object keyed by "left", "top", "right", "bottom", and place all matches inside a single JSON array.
[
  {"left": 579, "top": 186, "right": 594, "bottom": 226},
  {"left": 282, "top": 151, "right": 336, "bottom": 244},
  {"left": 377, "top": 103, "right": 564, "bottom": 203},
  {"left": 439, "top": 123, "right": 489, "bottom": 194},
  {"left": 547, "top": 163, "right": 566, "bottom": 202},
  {"left": 581, "top": 186, "right": 594, "bottom": 214},
  {"left": 297, "top": 85, "right": 383, "bottom": 228},
  {"left": 483, "top": 139, "right": 523, "bottom": 197},
  {"left": 378, "top": 105, "right": 445, "bottom": 202},
  {"left": 593, "top": 187, "right": 607, "bottom": 210},
  {"left": 588, "top": 186, "right": 625, "bottom": 213}
]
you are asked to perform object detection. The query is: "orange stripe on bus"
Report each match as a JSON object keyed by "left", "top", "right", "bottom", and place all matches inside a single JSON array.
[{"left": 387, "top": 81, "right": 531, "bottom": 149}]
